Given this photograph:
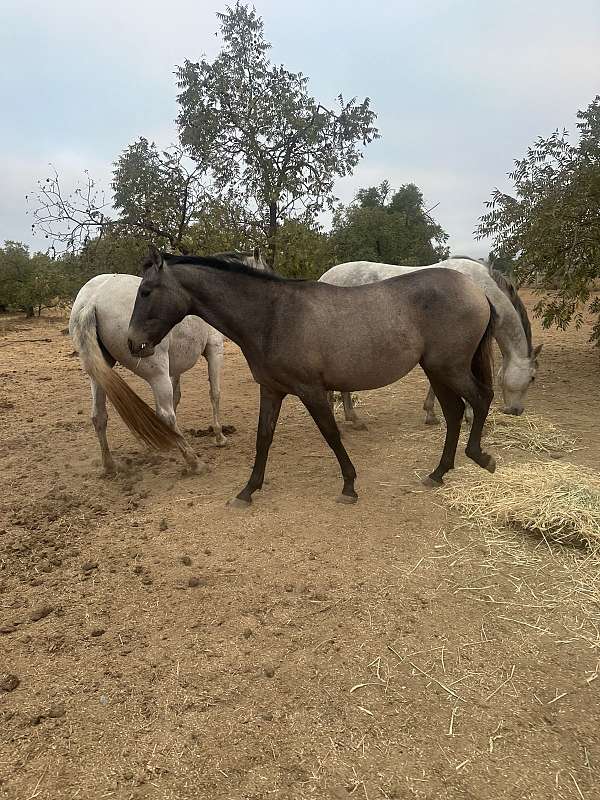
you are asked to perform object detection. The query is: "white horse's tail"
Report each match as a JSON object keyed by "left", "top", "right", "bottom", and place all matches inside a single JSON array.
[{"left": 70, "top": 303, "right": 181, "bottom": 452}]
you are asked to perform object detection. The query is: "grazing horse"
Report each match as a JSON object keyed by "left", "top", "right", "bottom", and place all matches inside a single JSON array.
[
  {"left": 124, "top": 247, "right": 497, "bottom": 505},
  {"left": 69, "top": 248, "right": 270, "bottom": 475},
  {"left": 319, "top": 258, "right": 542, "bottom": 428}
]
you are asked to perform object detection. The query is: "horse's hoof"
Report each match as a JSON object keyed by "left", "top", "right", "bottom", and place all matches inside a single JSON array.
[
  {"left": 336, "top": 494, "right": 358, "bottom": 504},
  {"left": 102, "top": 465, "right": 117, "bottom": 478},
  {"left": 424, "top": 415, "right": 440, "bottom": 426},
  {"left": 350, "top": 421, "right": 368, "bottom": 431},
  {"left": 227, "top": 497, "right": 251, "bottom": 509},
  {"left": 215, "top": 435, "right": 227, "bottom": 448},
  {"left": 485, "top": 456, "right": 496, "bottom": 474},
  {"left": 422, "top": 475, "right": 443, "bottom": 488}
]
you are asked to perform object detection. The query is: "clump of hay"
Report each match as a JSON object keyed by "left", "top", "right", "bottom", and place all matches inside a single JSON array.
[
  {"left": 443, "top": 461, "right": 600, "bottom": 550},
  {"left": 485, "top": 411, "right": 579, "bottom": 455}
]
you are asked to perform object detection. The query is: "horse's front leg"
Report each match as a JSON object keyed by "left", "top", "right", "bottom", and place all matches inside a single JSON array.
[
  {"left": 204, "top": 341, "right": 227, "bottom": 447},
  {"left": 229, "top": 385, "right": 284, "bottom": 508},
  {"left": 464, "top": 403, "right": 474, "bottom": 426},
  {"left": 300, "top": 389, "right": 358, "bottom": 503},
  {"left": 150, "top": 373, "right": 206, "bottom": 474},
  {"left": 423, "top": 385, "right": 440, "bottom": 425},
  {"left": 342, "top": 392, "right": 368, "bottom": 431}
]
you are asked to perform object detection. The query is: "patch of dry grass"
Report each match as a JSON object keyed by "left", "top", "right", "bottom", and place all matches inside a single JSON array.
[
  {"left": 485, "top": 412, "right": 580, "bottom": 455},
  {"left": 443, "top": 461, "right": 600, "bottom": 550}
]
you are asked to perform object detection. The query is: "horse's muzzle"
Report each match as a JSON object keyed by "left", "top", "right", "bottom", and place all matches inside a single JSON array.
[
  {"left": 503, "top": 406, "right": 524, "bottom": 416},
  {"left": 128, "top": 339, "right": 154, "bottom": 358}
]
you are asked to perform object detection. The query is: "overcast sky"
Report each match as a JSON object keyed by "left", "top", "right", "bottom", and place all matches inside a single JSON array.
[{"left": 1, "top": 0, "right": 599, "bottom": 258}]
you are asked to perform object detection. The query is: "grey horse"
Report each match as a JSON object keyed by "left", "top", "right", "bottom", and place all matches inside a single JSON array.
[{"left": 123, "top": 248, "right": 498, "bottom": 506}]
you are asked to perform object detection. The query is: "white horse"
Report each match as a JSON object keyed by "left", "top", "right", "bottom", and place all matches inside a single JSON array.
[
  {"left": 319, "top": 258, "right": 542, "bottom": 428},
  {"left": 70, "top": 248, "right": 270, "bottom": 474}
]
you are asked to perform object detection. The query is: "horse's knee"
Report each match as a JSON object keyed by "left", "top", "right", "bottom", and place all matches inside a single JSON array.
[{"left": 92, "top": 412, "right": 107, "bottom": 432}]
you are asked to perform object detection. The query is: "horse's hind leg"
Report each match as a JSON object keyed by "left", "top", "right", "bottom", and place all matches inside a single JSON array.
[
  {"left": 421, "top": 375, "right": 464, "bottom": 486},
  {"left": 463, "top": 384, "right": 495, "bottom": 473},
  {"left": 91, "top": 379, "right": 116, "bottom": 476},
  {"left": 300, "top": 389, "right": 358, "bottom": 503},
  {"left": 230, "top": 385, "right": 284, "bottom": 507},
  {"left": 443, "top": 373, "right": 495, "bottom": 473},
  {"left": 172, "top": 376, "right": 181, "bottom": 411},
  {"left": 342, "top": 392, "right": 368, "bottom": 431},
  {"left": 423, "top": 385, "right": 440, "bottom": 425},
  {"left": 204, "top": 342, "right": 227, "bottom": 447},
  {"left": 150, "top": 374, "right": 204, "bottom": 473}
]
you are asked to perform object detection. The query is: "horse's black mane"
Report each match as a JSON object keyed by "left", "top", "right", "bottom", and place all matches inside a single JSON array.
[{"left": 160, "top": 253, "right": 285, "bottom": 281}]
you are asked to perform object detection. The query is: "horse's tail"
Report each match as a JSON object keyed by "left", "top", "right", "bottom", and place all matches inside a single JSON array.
[
  {"left": 70, "top": 303, "right": 182, "bottom": 452},
  {"left": 471, "top": 300, "right": 496, "bottom": 393}
]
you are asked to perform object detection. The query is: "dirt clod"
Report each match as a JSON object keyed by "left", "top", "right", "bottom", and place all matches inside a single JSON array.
[
  {"left": 29, "top": 605, "right": 54, "bottom": 622},
  {"left": 0, "top": 674, "right": 20, "bottom": 692}
]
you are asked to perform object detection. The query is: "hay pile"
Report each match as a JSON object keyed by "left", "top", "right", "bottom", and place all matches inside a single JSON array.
[
  {"left": 485, "top": 411, "right": 579, "bottom": 455},
  {"left": 443, "top": 461, "right": 600, "bottom": 550}
]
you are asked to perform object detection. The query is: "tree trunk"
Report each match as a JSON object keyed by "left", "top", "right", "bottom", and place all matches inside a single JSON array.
[
  {"left": 25, "top": 306, "right": 34, "bottom": 318},
  {"left": 267, "top": 202, "right": 278, "bottom": 270}
]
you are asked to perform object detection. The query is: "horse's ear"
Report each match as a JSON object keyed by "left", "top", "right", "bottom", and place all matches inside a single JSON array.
[
  {"left": 533, "top": 344, "right": 543, "bottom": 358},
  {"left": 148, "top": 244, "right": 164, "bottom": 270}
]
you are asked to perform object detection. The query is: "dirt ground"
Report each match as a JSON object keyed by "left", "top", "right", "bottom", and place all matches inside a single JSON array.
[{"left": 1, "top": 291, "right": 599, "bottom": 800}]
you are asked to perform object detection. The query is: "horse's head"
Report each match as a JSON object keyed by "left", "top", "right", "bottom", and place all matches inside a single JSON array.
[
  {"left": 127, "top": 246, "right": 190, "bottom": 358},
  {"left": 500, "top": 343, "right": 542, "bottom": 415},
  {"left": 242, "top": 246, "right": 273, "bottom": 272}
]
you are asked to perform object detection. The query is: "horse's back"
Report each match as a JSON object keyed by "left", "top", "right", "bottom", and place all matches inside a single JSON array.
[{"left": 320, "top": 261, "right": 418, "bottom": 286}]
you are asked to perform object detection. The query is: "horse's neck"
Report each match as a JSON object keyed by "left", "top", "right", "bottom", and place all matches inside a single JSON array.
[
  {"left": 174, "top": 264, "right": 274, "bottom": 348},
  {"left": 483, "top": 282, "right": 529, "bottom": 361},
  {"left": 442, "top": 261, "right": 529, "bottom": 362}
]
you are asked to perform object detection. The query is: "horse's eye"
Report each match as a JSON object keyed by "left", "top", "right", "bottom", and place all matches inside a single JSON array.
[{"left": 140, "top": 288, "right": 151, "bottom": 298}]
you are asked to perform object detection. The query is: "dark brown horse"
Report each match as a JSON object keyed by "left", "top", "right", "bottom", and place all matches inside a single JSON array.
[{"left": 126, "top": 247, "right": 497, "bottom": 506}]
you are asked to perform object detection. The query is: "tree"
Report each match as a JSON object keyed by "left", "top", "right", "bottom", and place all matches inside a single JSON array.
[
  {"left": 476, "top": 96, "right": 600, "bottom": 344},
  {"left": 0, "top": 242, "right": 66, "bottom": 316},
  {"left": 487, "top": 250, "right": 516, "bottom": 276},
  {"left": 331, "top": 181, "right": 450, "bottom": 265},
  {"left": 271, "top": 220, "right": 335, "bottom": 279},
  {"left": 176, "top": 2, "right": 378, "bottom": 266},
  {"left": 32, "top": 140, "right": 211, "bottom": 254}
]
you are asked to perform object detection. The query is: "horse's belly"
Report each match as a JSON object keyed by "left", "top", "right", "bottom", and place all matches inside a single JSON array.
[{"left": 326, "top": 353, "right": 419, "bottom": 392}]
